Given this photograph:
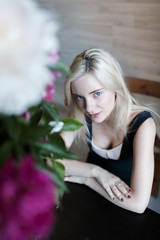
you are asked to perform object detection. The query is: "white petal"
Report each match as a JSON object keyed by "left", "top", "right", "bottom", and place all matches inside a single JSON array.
[
  {"left": 49, "top": 121, "right": 64, "bottom": 133},
  {"left": 0, "top": 0, "right": 59, "bottom": 115}
]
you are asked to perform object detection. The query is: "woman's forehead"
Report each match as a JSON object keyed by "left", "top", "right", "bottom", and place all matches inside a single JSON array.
[{"left": 71, "top": 73, "right": 104, "bottom": 94}]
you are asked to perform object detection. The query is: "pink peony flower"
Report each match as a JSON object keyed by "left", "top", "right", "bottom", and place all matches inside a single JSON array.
[
  {"left": 42, "top": 82, "right": 55, "bottom": 102},
  {"left": 50, "top": 71, "right": 61, "bottom": 79},
  {"left": 48, "top": 52, "right": 62, "bottom": 80},
  {"left": 38, "top": 136, "right": 49, "bottom": 143},
  {"left": 49, "top": 52, "right": 59, "bottom": 64},
  {"left": 0, "top": 155, "right": 56, "bottom": 240},
  {"left": 22, "top": 111, "right": 31, "bottom": 120}
]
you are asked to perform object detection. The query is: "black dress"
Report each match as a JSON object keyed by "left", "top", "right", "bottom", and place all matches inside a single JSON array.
[{"left": 86, "top": 111, "right": 152, "bottom": 186}]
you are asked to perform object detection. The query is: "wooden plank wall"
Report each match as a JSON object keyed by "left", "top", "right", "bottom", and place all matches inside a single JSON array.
[{"left": 38, "top": 0, "right": 160, "bottom": 82}]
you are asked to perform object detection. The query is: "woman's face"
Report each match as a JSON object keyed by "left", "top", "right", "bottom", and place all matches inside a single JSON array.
[{"left": 71, "top": 72, "right": 116, "bottom": 123}]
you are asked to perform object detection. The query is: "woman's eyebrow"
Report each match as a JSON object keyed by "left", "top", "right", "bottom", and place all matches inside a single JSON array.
[
  {"left": 72, "top": 88, "right": 104, "bottom": 96},
  {"left": 89, "top": 88, "right": 104, "bottom": 94}
]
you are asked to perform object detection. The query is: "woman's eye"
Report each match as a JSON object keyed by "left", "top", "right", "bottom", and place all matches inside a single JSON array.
[
  {"left": 76, "top": 95, "right": 83, "bottom": 100},
  {"left": 94, "top": 92, "right": 101, "bottom": 97}
]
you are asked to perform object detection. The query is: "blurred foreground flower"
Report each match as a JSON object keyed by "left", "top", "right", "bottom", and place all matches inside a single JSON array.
[
  {"left": 0, "top": 155, "right": 55, "bottom": 240},
  {"left": 0, "top": 0, "right": 83, "bottom": 239},
  {"left": 0, "top": 0, "right": 59, "bottom": 115},
  {"left": 42, "top": 82, "right": 55, "bottom": 102}
]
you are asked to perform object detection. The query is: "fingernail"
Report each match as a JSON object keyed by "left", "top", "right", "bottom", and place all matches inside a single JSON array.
[
  {"left": 121, "top": 198, "right": 124, "bottom": 202},
  {"left": 127, "top": 194, "right": 131, "bottom": 198}
]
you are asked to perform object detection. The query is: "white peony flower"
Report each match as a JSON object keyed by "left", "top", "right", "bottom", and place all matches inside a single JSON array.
[
  {"left": 49, "top": 121, "right": 64, "bottom": 133},
  {"left": 0, "top": 0, "right": 59, "bottom": 115}
]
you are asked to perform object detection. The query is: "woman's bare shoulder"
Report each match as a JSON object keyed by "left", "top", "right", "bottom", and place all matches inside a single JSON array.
[{"left": 127, "top": 111, "right": 155, "bottom": 127}]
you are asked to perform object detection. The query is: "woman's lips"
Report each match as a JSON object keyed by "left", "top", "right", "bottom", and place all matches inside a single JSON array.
[{"left": 89, "top": 112, "right": 101, "bottom": 119}]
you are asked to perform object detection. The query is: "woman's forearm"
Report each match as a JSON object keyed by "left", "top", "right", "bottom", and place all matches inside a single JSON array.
[
  {"left": 56, "top": 159, "right": 96, "bottom": 178},
  {"left": 84, "top": 177, "right": 148, "bottom": 214},
  {"left": 64, "top": 175, "right": 148, "bottom": 213},
  {"left": 61, "top": 158, "right": 151, "bottom": 213},
  {"left": 58, "top": 159, "right": 132, "bottom": 201}
]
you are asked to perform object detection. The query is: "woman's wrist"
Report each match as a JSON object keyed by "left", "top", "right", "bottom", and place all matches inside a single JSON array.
[{"left": 91, "top": 165, "right": 101, "bottom": 178}]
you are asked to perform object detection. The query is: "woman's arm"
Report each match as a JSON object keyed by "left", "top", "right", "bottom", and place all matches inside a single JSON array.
[
  {"left": 94, "top": 117, "right": 156, "bottom": 213},
  {"left": 128, "top": 117, "right": 156, "bottom": 212},
  {"left": 58, "top": 159, "right": 131, "bottom": 201},
  {"left": 65, "top": 176, "right": 131, "bottom": 207}
]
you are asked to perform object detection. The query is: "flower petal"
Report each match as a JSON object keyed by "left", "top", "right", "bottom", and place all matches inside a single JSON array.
[{"left": 49, "top": 121, "right": 64, "bottom": 133}]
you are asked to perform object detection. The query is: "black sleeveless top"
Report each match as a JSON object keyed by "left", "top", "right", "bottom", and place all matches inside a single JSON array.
[{"left": 86, "top": 111, "right": 152, "bottom": 186}]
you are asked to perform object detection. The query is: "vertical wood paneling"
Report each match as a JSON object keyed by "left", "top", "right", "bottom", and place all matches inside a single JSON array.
[
  {"left": 37, "top": 0, "right": 160, "bottom": 104},
  {"left": 38, "top": 0, "right": 160, "bottom": 83}
]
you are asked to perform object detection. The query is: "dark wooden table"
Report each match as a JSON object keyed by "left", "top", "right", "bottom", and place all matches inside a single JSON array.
[{"left": 51, "top": 183, "right": 160, "bottom": 240}]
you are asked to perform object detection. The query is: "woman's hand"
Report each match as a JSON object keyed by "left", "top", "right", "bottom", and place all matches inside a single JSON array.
[
  {"left": 65, "top": 168, "right": 131, "bottom": 201},
  {"left": 92, "top": 166, "right": 131, "bottom": 201},
  {"left": 55, "top": 159, "right": 131, "bottom": 201}
]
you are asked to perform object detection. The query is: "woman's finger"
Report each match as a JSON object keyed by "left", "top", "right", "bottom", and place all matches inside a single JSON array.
[
  {"left": 116, "top": 182, "right": 131, "bottom": 199},
  {"left": 111, "top": 185, "right": 124, "bottom": 202},
  {"left": 103, "top": 184, "right": 115, "bottom": 200},
  {"left": 121, "top": 181, "right": 132, "bottom": 193},
  {"left": 116, "top": 182, "right": 131, "bottom": 198}
]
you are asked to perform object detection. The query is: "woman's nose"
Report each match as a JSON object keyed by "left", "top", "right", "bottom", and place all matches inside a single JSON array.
[{"left": 85, "top": 99, "right": 94, "bottom": 113}]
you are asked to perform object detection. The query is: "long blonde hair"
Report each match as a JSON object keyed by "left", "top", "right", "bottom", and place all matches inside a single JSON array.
[{"left": 64, "top": 48, "right": 158, "bottom": 142}]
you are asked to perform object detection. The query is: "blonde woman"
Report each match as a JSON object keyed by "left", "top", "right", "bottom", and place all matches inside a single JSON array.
[{"left": 56, "top": 49, "right": 158, "bottom": 214}]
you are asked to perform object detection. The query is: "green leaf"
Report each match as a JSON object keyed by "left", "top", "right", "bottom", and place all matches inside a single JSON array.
[
  {"left": 52, "top": 160, "right": 65, "bottom": 181},
  {"left": 29, "top": 145, "right": 40, "bottom": 161},
  {"left": 0, "top": 119, "right": 5, "bottom": 135},
  {"left": 32, "top": 133, "right": 79, "bottom": 160},
  {"left": 41, "top": 105, "right": 59, "bottom": 125},
  {"left": 33, "top": 141, "right": 78, "bottom": 159},
  {"left": 48, "top": 61, "right": 71, "bottom": 76},
  {"left": 30, "top": 109, "right": 42, "bottom": 125},
  {"left": 4, "top": 117, "right": 21, "bottom": 141},
  {"left": 52, "top": 105, "right": 59, "bottom": 115},
  {"left": 54, "top": 177, "right": 68, "bottom": 198},
  {"left": 0, "top": 141, "right": 13, "bottom": 165},
  {"left": 20, "top": 125, "right": 52, "bottom": 141},
  {"left": 14, "top": 143, "right": 24, "bottom": 160},
  {"left": 61, "top": 118, "right": 83, "bottom": 131},
  {"left": 42, "top": 101, "right": 59, "bottom": 122},
  {"left": 51, "top": 171, "right": 69, "bottom": 198},
  {"left": 36, "top": 160, "right": 68, "bottom": 198},
  {"left": 49, "top": 133, "right": 80, "bottom": 159}
]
